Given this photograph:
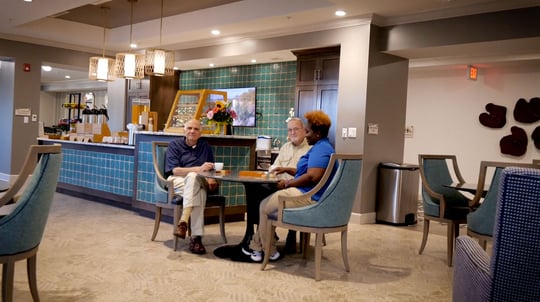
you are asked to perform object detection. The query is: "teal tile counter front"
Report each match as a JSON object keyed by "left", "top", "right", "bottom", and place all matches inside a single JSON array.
[
  {"left": 38, "top": 138, "right": 135, "bottom": 205},
  {"left": 134, "top": 132, "right": 256, "bottom": 210}
]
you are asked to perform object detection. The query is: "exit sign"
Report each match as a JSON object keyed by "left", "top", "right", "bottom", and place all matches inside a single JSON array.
[{"left": 468, "top": 65, "right": 478, "bottom": 80}]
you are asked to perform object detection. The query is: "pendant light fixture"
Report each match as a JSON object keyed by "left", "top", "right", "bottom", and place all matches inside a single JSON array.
[
  {"left": 145, "top": 0, "right": 174, "bottom": 76},
  {"left": 115, "top": 0, "right": 144, "bottom": 79},
  {"left": 89, "top": 6, "right": 116, "bottom": 82}
]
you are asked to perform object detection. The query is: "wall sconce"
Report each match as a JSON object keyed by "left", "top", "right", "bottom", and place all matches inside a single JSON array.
[
  {"left": 144, "top": 0, "right": 174, "bottom": 76},
  {"left": 88, "top": 7, "right": 116, "bottom": 82}
]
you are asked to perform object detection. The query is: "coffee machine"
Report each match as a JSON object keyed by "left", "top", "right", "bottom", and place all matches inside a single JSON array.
[{"left": 256, "top": 136, "right": 272, "bottom": 170}]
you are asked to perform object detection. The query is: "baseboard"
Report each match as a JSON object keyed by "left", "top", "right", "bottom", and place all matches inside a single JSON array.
[
  {"left": 0, "top": 173, "right": 17, "bottom": 184},
  {"left": 350, "top": 211, "right": 376, "bottom": 224}
]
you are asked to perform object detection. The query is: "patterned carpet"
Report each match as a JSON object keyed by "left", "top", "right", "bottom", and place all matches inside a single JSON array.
[{"left": 9, "top": 193, "right": 454, "bottom": 301}]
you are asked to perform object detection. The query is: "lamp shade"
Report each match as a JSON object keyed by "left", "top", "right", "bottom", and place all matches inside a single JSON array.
[
  {"left": 115, "top": 52, "right": 145, "bottom": 79},
  {"left": 145, "top": 48, "right": 174, "bottom": 76},
  {"left": 89, "top": 56, "right": 116, "bottom": 82}
]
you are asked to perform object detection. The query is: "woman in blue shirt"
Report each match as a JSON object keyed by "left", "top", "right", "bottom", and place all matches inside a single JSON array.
[{"left": 246, "top": 110, "right": 335, "bottom": 262}]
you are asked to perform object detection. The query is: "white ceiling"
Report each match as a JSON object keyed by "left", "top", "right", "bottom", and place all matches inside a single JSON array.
[{"left": 1, "top": 0, "right": 539, "bottom": 83}]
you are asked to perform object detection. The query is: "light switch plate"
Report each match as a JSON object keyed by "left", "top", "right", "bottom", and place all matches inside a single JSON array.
[
  {"left": 348, "top": 127, "right": 356, "bottom": 138},
  {"left": 368, "top": 123, "right": 379, "bottom": 135},
  {"left": 32, "top": 114, "right": 38, "bottom": 122},
  {"left": 341, "top": 128, "right": 348, "bottom": 138}
]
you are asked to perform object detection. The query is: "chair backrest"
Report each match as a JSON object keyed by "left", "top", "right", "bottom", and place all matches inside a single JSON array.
[
  {"left": 489, "top": 167, "right": 540, "bottom": 301},
  {"left": 0, "top": 145, "right": 62, "bottom": 255},
  {"left": 418, "top": 154, "right": 469, "bottom": 217},
  {"left": 152, "top": 141, "right": 174, "bottom": 204},
  {"left": 468, "top": 161, "right": 539, "bottom": 236},
  {"left": 152, "top": 141, "right": 168, "bottom": 179},
  {"left": 282, "top": 153, "right": 363, "bottom": 228}
]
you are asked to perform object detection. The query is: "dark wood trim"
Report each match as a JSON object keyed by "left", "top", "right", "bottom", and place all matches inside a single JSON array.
[{"left": 292, "top": 45, "right": 340, "bottom": 58}]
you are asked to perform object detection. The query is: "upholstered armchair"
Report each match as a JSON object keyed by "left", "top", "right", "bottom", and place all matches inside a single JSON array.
[
  {"left": 151, "top": 141, "right": 227, "bottom": 251},
  {"left": 260, "top": 153, "right": 363, "bottom": 281},
  {"left": 453, "top": 167, "right": 540, "bottom": 302},
  {"left": 467, "top": 161, "right": 539, "bottom": 249},
  {"left": 418, "top": 154, "right": 470, "bottom": 266},
  {"left": 0, "top": 145, "right": 62, "bottom": 302}
]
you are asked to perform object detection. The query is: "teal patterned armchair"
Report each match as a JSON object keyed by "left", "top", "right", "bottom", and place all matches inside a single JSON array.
[
  {"left": 453, "top": 167, "right": 540, "bottom": 302},
  {"left": 467, "top": 161, "right": 539, "bottom": 250},
  {"left": 418, "top": 154, "right": 470, "bottom": 266},
  {"left": 151, "top": 141, "right": 226, "bottom": 251},
  {"left": 0, "top": 145, "right": 62, "bottom": 302},
  {"left": 260, "top": 153, "right": 363, "bottom": 281}
]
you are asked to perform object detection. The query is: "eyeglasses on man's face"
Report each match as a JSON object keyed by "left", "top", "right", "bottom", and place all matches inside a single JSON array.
[{"left": 287, "top": 127, "right": 303, "bottom": 133}]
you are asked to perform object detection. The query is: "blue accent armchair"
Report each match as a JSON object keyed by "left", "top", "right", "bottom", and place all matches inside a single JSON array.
[
  {"left": 0, "top": 145, "right": 62, "bottom": 302},
  {"left": 418, "top": 154, "right": 470, "bottom": 266},
  {"left": 260, "top": 153, "right": 363, "bottom": 281},
  {"left": 467, "top": 161, "right": 539, "bottom": 249},
  {"left": 453, "top": 167, "right": 540, "bottom": 302},
  {"left": 151, "top": 141, "right": 226, "bottom": 250}
]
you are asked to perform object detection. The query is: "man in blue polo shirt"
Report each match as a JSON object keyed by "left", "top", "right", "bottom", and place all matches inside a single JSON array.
[{"left": 165, "top": 119, "right": 218, "bottom": 254}]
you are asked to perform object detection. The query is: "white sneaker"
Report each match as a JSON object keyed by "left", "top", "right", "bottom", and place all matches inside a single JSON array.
[
  {"left": 241, "top": 246, "right": 252, "bottom": 256},
  {"left": 250, "top": 250, "right": 280, "bottom": 262},
  {"left": 269, "top": 250, "right": 280, "bottom": 261},
  {"left": 250, "top": 250, "right": 262, "bottom": 262}
]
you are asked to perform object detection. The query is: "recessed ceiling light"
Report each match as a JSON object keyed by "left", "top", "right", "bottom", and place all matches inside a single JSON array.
[
  {"left": 211, "top": 30, "right": 220, "bottom": 36},
  {"left": 23, "top": 0, "right": 32, "bottom": 2},
  {"left": 335, "top": 10, "right": 346, "bottom": 17},
  {"left": 251, "top": 59, "right": 257, "bottom": 63},
  {"left": 130, "top": 43, "right": 137, "bottom": 49},
  {"left": 209, "top": 63, "right": 215, "bottom": 67},
  {"left": 65, "top": 75, "right": 71, "bottom": 79},
  {"left": 41, "top": 66, "right": 52, "bottom": 72}
]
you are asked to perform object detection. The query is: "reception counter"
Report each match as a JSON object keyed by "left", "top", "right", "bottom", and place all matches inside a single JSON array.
[{"left": 38, "top": 132, "right": 257, "bottom": 219}]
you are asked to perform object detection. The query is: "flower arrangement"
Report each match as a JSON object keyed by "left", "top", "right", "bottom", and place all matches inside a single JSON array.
[{"left": 203, "top": 100, "right": 237, "bottom": 125}]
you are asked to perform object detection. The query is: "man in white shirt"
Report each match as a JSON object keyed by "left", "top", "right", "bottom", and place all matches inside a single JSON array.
[
  {"left": 269, "top": 117, "right": 311, "bottom": 180},
  {"left": 269, "top": 117, "right": 311, "bottom": 254}
]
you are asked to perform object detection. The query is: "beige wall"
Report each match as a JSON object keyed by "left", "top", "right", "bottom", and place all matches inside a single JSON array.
[{"left": 405, "top": 62, "right": 540, "bottom": 183}]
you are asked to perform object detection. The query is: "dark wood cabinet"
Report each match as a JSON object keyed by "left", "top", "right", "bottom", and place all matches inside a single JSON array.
[
  {"left": 296, "top": 54, "right": 340, "bottom": 85},
  {"left": 149, "top": 70, "right": 180, "bottom": 131},
  {"left": 293, "top": 46, "right": 340, "bottom": 145}
]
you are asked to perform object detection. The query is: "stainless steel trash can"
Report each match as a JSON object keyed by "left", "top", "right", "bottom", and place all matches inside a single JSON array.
[{"left": 376, "top": 163, "right": 419, "bottom": 225}]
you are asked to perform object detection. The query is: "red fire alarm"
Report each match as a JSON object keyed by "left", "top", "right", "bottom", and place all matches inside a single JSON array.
[
  {"left": 23, "top": 63, "right": 31, "bottom": 72},
  {"left": 468, "top": 65, "right": 478, "bottom": 80}
]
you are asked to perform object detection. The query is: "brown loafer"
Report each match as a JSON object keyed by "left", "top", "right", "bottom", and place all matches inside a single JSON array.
[
  {"left": 174, "top": 221, "right": 188, "bottom": 239},
  {"left": 189, "top": 236, "right": 206, "bottom": 255}
]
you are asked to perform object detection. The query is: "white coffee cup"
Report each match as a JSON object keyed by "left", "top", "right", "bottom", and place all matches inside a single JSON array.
[{"left": 214, "top": 162, "right": 224, "bottom": 171}]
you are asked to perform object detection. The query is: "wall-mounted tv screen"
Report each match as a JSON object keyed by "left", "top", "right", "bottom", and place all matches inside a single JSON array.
[{"left": 211, "top": 87, "right": 257, "bottom": 127}]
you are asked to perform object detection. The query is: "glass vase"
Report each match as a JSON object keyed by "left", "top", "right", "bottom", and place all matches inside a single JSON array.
[{"left": 213, "top": 122, "right": 228, "bottom": 135}]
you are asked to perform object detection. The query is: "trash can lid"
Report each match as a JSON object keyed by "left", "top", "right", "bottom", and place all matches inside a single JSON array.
[{"left": 379, "top": 162, "right": 419, "bottom": 170}]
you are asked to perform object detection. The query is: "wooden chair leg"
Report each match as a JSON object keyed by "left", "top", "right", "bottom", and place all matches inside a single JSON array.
[
  {"left": 2, "top": 260, "right": 15, "bottom": 302},
  {"left": 218, "top": 204, "right": 227, "bottom": 243},
  {"left": 151, "top": 206, "right": 162, "bottom": 241},
  {"left": 261, "top": 222, "right": 275, "bottom": 270},
  {"left": 419, "top": 219, "right": 430, "bottom": 254},
  {"left": 448, "top": 221, "right": 460, "bottom": 267},
  {"left": 341, "top": 230, "right": 350, "bottom": 272},
  {"left": 446, "top": 222, "right": 457, "bottom": 267},
  {"left": 173, "top": 206, "right": 182, "bottom": 251},
  {"left": 479, "top": 239, "right": 487, "bottom": 250},
  {"left": 314, "top": 233, "right": 323, "bottom": 281},
  {"left": 27, "top": 254, "right": 40, "bottom": 302},
  {"left": 302, "top": 233, "right": 311, "bottom": 259}
]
